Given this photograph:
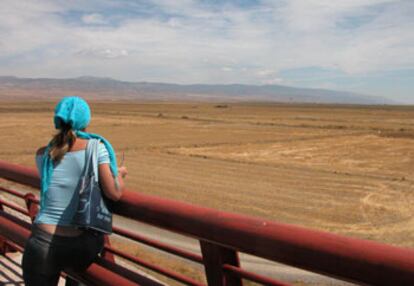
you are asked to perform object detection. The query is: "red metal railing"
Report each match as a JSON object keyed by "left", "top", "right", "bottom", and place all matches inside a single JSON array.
[{"left": 1, "top": 160, "right": 414, "bottom": 286}]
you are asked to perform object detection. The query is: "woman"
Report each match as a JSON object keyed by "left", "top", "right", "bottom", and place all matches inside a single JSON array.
[{"left": 22, "top": 96, "right": 127, "bottom": 286}]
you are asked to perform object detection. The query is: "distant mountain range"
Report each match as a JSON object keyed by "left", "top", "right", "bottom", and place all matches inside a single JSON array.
[{"left": 0, "top": 76, "right": 393, "bottom": 104}]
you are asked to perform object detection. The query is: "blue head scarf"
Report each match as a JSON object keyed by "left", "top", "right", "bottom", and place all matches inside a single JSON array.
[{"left": 40, "top": 96, "right": 118, "bottom": 208}]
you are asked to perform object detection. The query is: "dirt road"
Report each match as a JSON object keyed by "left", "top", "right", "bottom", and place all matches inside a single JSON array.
[{"left": 114, "top": 215, "right": 355, "bottom": 285}]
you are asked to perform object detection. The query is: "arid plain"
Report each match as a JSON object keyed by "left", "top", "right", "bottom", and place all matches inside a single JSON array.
[{"left": 1, "top": 100, "right": 414, "bottom": 249}]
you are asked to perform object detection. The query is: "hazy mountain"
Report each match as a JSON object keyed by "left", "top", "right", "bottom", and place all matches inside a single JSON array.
[{"left": 0, "top": 76, "right": 393, "bottom": 104}]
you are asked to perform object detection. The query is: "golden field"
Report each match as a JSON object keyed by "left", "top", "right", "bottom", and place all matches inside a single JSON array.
[{"left": 1, "top": 101, "right": 414, "bottom": 249}]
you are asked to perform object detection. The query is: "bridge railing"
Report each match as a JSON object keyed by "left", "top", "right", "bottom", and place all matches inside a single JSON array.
[{"left": 1, "top": 160, "right": 414, "bottom": 286}]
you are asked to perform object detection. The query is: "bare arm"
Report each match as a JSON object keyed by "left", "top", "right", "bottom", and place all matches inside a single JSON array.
[{"left": 98, "top": 164, "right": 127, "bottom": 201}]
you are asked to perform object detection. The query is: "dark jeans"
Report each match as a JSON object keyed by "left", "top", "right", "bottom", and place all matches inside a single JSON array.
[{"left": 22, "top": 224, "right": 104, "bottom": 286}]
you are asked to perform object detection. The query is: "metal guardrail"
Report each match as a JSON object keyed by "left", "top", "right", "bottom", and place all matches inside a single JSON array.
[{"left": 1, "top": 160, "right": 414, "bottom": 286}]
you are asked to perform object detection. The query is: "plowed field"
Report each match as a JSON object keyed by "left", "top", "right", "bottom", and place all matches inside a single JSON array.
[{"left": 1, "top": 101, "right": 414, "bottom": 247}]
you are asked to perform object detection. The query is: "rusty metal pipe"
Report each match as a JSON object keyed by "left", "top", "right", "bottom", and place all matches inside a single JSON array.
[
  {"left": 0, "top": 198, "right": 30, "bottom": 216},
  {"left": 0, "top": 161, "right": 40, "bottom": 189},
  {"left": 105, "top": 245, "right": 205, "bottom": 286},
  {"left": 222, "top": 264, "right": 291, "bottom": 286},
  {"left": 0, "top": 210, "right": 155, "bottom": 286},
  {"left": 0, "top": 186, "right": 27, "bottom": 198},
  {"left": 114, "top": 190, "right": 414, "bottom": 285},
  {"left": 2, "top": 160, "right": 414, "bottom": 285},
  {"left": 113, "top": 225, "right": 203, "bottom": 263}
]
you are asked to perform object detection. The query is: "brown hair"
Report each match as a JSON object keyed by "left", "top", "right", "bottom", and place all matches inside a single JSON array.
[{"left": 49, "top": 121, "right": 76, "bottom": 162}]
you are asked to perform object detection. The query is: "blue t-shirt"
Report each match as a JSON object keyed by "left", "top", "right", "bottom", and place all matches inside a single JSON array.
[{"left": 34, "top": 141, "right": 110, "bottom": 226}]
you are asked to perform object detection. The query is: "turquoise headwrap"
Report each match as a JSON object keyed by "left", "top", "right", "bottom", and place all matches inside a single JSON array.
[{"left": 40, "top": 96, "right": 118, "bottom": 208}]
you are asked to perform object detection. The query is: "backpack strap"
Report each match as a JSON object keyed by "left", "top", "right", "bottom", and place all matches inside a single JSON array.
[
  {"left": 83, "top": 139, "right": 97, "bottom": 177},
  {"left": 91, "top": 139, "right": 101, "bottom": 182}
]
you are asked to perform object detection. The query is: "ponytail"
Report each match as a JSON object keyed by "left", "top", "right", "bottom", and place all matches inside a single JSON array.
[{"left": 49, "top": 121, "right": 76, "bottom": 162}]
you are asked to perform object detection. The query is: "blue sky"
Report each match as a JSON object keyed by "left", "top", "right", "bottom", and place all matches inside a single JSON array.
[{"left": 0, "top": 0, "right": 413, "bottom": 102}]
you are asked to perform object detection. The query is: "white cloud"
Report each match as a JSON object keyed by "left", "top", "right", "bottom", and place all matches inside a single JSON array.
[
  {"left": 257, "top": 70, "right": 277, "bottom": 77},
  {"left": 76, "top": 48, "right": 128, "bottom": 59},
  {"left": 82, "top": 13, "right": 106, "bottom": 25},
  {"left": 262, "top": 77, "right": 285, "bottom": 85},
  {"left": 0, "top": 0, "right": 412, "bottom": 90},
  {"left": 221, "top": 67, "right": 233, "bottom": 72}
]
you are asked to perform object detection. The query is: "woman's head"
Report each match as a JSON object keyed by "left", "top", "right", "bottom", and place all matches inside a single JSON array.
[
  {"left": 49, "top": 96, "right": 91, "bottom": 162},
  {"left": 54, "top": 96, "right": 91, "bottom": 131}
]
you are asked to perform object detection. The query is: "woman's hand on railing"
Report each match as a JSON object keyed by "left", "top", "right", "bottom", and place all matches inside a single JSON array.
[{"left": 118, "top": 166, "right": 128, "bottom": 178}]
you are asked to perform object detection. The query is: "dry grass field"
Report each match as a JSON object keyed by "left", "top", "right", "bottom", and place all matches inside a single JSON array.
[
  {"left": 1, "top": 101, "right": 414, "bottom": 247},
  {"left": 1, "top": 100, "right": 414, "bottom": 284}
]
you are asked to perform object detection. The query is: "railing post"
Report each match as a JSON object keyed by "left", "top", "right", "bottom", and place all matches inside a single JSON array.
[
  {"left": 200, "top": 240, "right": 243, "bottom": 286},
  {"left": 101, "top": 235, "right": 115, "bottom": 262},
  {"left": 0, "top": 200, "right": 16, "bottom": 254},
  {"left": 0, "top": 201, "right": 5, "bottom": 254},
  {"left": 0, "top": 236, "right": 8, "bottom": 254},
  {"left": 24, "top": 193, "right": 38, "bottom": 222}
]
